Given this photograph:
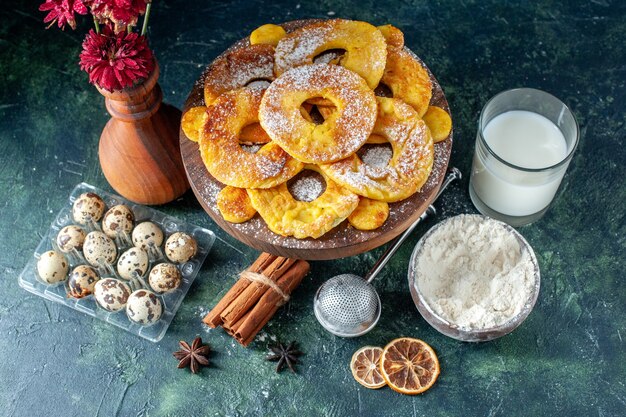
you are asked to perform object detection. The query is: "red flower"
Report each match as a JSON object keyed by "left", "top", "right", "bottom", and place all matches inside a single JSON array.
[
  {"left": 79, "top": 26, "right": 155, "bottom": 92},
  {"left": 39, "top": 0, "right": 88, "bottom": 30},
  {"left": 90, "top": 0, "right": 150, "bottom": 33}
]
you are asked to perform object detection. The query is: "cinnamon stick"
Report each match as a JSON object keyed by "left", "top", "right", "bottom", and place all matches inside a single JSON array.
[
  {"left": 223, "top": 314, "right": 245, "bottom": 334},
  {"left": 220, "top": 257, "right": 298, "bottom": 326},
  {"left": 234, "top": 260, "right": 309, "bottom": 344},
  {"left": 240, "top": 305, "right": 280, "bottom": 346},
  {"left": 202, "top": 252, "right": 309, "bottom": 347},
  {"left": 203, "top": 253, "right": 277, "bottom": 327}
]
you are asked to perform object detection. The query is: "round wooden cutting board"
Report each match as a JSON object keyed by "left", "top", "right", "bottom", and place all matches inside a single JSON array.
[{"left": 180, "top": 20, "right": 453, "bottom": 260}]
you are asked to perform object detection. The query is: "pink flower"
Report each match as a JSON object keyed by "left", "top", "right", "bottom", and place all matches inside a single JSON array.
[
  {"left": 79, "top": 26, "right": 155, "bottom": 92},
  {"left": 90, "top": 0, "right": 150, "bottom": 33},
  {"left": 39, "top": 0, "right": 88, "bottom": 30}
]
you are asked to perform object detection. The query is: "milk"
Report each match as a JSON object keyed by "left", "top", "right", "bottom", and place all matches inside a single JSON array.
[{"left": 471, "top": 110, "right": 568, "bottom": 217}]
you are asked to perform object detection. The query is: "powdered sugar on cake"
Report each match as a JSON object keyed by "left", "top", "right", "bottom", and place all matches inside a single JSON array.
[
  {"left": 259, "top": 64, "right": 376, "bottom": 163},
  {"left": 361, "top": 146, "right": 392, "bottom": 169},
  {"left": 275, "top": 24, "right": 334, "bottom": 72},
  {"left": 203, "top": 44, "right": 275, "bottom": 99},
  {"left": 321, "top": 111, "right": 433, "bottom": 201},
  {"left": 290, "top": 176, "right": 324, "bottom": 202},
  {"left": 190, "top": 20, "right": 454, "bottom": 248}
]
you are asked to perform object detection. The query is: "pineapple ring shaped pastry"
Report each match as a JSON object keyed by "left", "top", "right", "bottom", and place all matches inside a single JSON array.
[
  {"left": 380, "top": 46, "right": 433, "bottom": 117},
  {"left": 320, "top": 97, "right": 434, "bottom": 203},
  {"left": 199, "top": 87, "right": 303, "bottom": 189},
  {"left": 203, "top": 43, "right": 275, "bottom": 106},
  {"left": 274, "top": 19, "right": 387, "bottom": 90},
  {"left": 246, "top": 165, "right": 359, "bottom": 239},
  {"left": 259, "top": 64, "right": 377, "bottom": 164}
]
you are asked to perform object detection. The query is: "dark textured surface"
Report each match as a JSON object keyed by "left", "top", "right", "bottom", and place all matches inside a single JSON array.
[{"left": 1, "top": 1, "right": 625, "bottom": 416}]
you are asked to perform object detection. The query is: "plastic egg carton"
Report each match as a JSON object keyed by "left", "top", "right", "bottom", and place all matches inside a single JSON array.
[{"left": 18, "top": 182, "right": 215, "bottom": 342}]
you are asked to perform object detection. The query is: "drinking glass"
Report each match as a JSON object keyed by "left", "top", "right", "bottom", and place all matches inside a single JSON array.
[{"left": 469, "top": 88, "right": 579, "bottom": 227}]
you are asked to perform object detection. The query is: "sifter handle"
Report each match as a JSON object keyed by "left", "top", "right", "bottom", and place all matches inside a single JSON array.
[{"left": 364, "top": 167, "right": 462, "bottom": 283}]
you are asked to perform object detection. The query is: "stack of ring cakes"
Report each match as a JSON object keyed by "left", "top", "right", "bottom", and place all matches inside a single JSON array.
[{"left": 180, "top": 19, "right": 453, "bottom": 258}]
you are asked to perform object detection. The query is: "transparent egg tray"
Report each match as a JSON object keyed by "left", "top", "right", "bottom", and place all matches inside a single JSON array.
[{"left": 18, "top": 182, "right": 215, "bottom": 342}]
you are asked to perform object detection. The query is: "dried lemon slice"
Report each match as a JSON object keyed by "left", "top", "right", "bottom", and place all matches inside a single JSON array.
[
  {"left": 380, "top": 337, "right": 440, "bottom": 395},
  {"left": 350, "top": 346, "right": 386, "bottom": 389}
]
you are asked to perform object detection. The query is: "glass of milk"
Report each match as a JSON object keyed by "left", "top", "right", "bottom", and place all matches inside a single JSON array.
[{"left": 469, "top": 88, "right": 579, "bottom": 226}]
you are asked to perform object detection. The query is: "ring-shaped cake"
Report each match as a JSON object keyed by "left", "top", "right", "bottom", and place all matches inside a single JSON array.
[
  {"left": 379, "top": 47, "right": 433, "bottom": 117},
  {"left": 320, "top": 97, "right": 434, "bottom": 202},
  {"left": 274, "top": 19, "right": 387, "bottom": 90},
  {"left": 200, "top": 87, "right": 303, "bottom": 189},
  {"left": 203, "top": 43, "right": 276, "bottom": 106},
  {"left": 246, "top": 165, "right": 359, "bottom": 239},
  {"left": 259, "top": 63, "right": 377, "bottom": 164}
]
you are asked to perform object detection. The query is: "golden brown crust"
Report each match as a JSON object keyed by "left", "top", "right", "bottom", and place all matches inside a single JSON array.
[
  {"left": 377, "top": 24, "right": 404, "bottom": 49},
  {"left": 259, "top": 64, "right": 377, "bottom": 164},
  {"left": 203, "top": 44, "right": 276, "bottom": 106},
  {"left": 348, "top": 197, "right": 389, "bottom": 230},
  {"left": 380, "top": 47, "right": 432, "bottom": 117},
  {"left": 239, "top": 123, "right": 271, "bottom": 145},
  {"left": 181, "top": 106, "right": 208, "bottom": 142},
  {"left": 217, "top": 186, "right": 257, "bottom": 223},
  {"left": 274, "top": 19, "right": 387, "bottom": 89},
  {"left": 422, "top": 106, "right": 452, "bottom": 143},
  {"left": 247, "top": 165, "right": 359, "bottom": 239},
  {"left": 250, "top": 24, "right": 287, "bottom": 46},
  {"left": 195, "top": 18, "right": 447, "bottom": 241},
  {"left": 320, "top": 97, "right": 434, "bottom": 202},
  {"left": 200, "top": 88, "right": 303, "bottom": 189}
]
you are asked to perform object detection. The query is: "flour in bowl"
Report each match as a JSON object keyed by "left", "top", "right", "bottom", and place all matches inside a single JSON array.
[{"left": 414, "top": 214, "right": 536, "bottom": 330}]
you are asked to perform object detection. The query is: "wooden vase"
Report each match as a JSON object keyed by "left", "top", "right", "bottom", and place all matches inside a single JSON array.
[{"left": 97, "top": 62, "right": 189, "bottom": 205}]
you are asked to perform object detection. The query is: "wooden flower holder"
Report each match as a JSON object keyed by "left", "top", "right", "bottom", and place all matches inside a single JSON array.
[{"left": 98, "top": 63, "right": 189, "bottom": 205}]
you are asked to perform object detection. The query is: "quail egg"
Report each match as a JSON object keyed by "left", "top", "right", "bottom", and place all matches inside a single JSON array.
[
  {"left": 132, "top": 221, "right": 164, "bottom": 250},
  {"left": 94, "top": 278, "right": 131, "bottom": 312},
  {"left": 67, "top": 265, "right": 100, "bottom": 298},
  {"left": 165, "top": 232, "right": 197, "bottom": 263},
  {"left": 149, "top": 263, "right": 182, "bottom": 294},
  {"left": 72, "top": 192, "right": 106, "bottom": 224},
  {"left": 117, "top": 247, "right": 149, "bottom": 280},
  {"left": 102, "top": 204, "right": 134, "bottom": 238},
  {"left": 56, "top": 225, "right": 86, "bottom": 253},
  {"left": 36, "top": 250, "right": 69, "bottom": 284},
  {"left": 126, "top": 289, "right": 163, "bottom": 325},
  {"left": 83, "top": 231, "right": 117, "bottom": 267}
]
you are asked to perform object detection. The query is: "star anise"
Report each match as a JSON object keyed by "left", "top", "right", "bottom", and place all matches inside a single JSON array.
[
  {"left": 173, "top": 337, "right": 210, "bottom": 374},
  {"left": 266, "top": 341, "right": 303, "bottom": 373}
]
